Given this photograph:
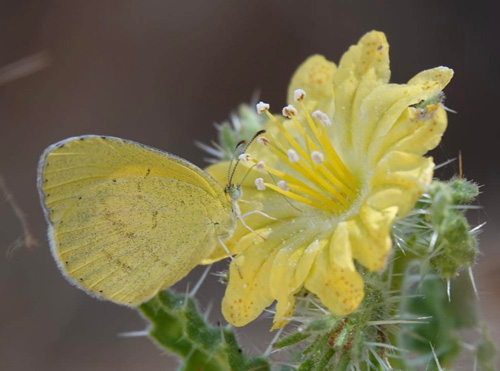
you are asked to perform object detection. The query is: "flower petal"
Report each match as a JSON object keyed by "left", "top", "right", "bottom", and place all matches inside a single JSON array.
[
  {"left": 347, "top": 205, "right": 398, "bottom": 271},
  {"left": 371, "top": 151, "right": 435, "bottom": 216},
  {"left": 360, "top": 67, "right": 453, "bottom": 166},
  {"left": 372, "top": 104, "right": 447, "bottom": 160},
  {"left": 222, "top": 216, "right": 322, "bottom": 327},
  {"left": 287, "top": 55, "right": 337, "bottom": 117},
  {"left": 331, "top": 31, "right": 390, "bottom": 159},
  {"left": 304, "top": 223, "right": 364, "bottom": 315},
  {"left": 222, "top": 232, "right": 278, "bottom": 327},
  {"left": 270, "top": 239, "right": 326, "bottom": 330}
]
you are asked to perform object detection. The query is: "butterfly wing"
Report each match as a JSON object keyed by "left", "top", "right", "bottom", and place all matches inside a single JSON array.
[{"left": 38, "top": 135, "right": 233, "bottom": 305}]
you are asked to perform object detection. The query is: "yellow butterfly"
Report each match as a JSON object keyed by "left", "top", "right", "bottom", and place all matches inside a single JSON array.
[{"left": 37, "top": 134, "right": 262, "bottom": 305}]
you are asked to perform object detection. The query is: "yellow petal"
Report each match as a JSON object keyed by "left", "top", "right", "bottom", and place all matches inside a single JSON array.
[
  {"left": 365, "top": 186, "right": 415, "bottom": 214},
  {"left": 270, "top": 245, "right": 305, "bottom": 329},
  {"left": 346, "top": 217, "right": 390, "bottom": 271},
  {"left": 222, "top": 216, "right": 321, "bottom": 327},
  {"left": 304, "top": 223, "right": 364, "bottom": 315},
  {"left": 408, "top": 66, "right": 453, "bottom": 88},
  {"left": 287, "top": 55, "right": 336, "bottom": 117},
  {"left": 347, "top": 205, "right": 398, "bottom": 271},
  {"left": 359, "top": 205, "right": 398, "bottom": 241},
  {"left": 371, "top": 151, "right": 434, "bottom": 216},
  {"left": 331, "top": 31, "right": 390, "bottom": 158},
  {"left": 295, "top": 239, "right": 325, "bottom": 285},
  {"left": 270, "top": 239, "right": 326, "bottom": 330},
  {"left": 383, "top": 104, "right": 447, "bottom": 156},
  {"left": 363, "top": 68, "right": 453, "bottom": 165},
  {"left": 222, "top": 237, "right": 278, "bottom": 327}
]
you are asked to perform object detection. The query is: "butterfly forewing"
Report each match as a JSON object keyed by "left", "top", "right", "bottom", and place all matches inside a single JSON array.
[{"left": 38, "top": 135, "right": 233, "bottom": 305}]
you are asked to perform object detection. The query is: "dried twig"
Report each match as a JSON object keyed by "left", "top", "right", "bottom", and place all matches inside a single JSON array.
[
  {"left": 0, "top": 174, "right": 38, "bottom": 259},
  {"left": 0, "top": 51, "right": 51, "bottom": 86}
]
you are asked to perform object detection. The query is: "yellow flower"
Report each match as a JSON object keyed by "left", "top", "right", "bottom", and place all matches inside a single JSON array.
[{"left": 205, "top": 31, "right": 453, "bottom": 329}]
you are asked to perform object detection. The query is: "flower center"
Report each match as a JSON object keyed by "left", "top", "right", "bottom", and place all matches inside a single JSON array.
[{"left": 251, "top": 91, "right": 360, "bottom": 215}]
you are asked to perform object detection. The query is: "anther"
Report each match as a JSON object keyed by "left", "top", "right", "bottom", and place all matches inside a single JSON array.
[
  {"left": 238, "top": 153, "right": 250, "bottom": 164},
  {"left": 282, "top": 105, "right": 297, "bottom": 119},
  {"left": 255, "top": 178, "right": 266, "bottom": 191},
  {"left": 256, "top": 161, "right": 265, "bottom": 172},
  {"left": 257, "top": 136, "right": 269, "bottom": 145},
  {"left": 293, "top": 89, "right": 306, "bottom": 102},
  {"left": 256, "top": 101, "right": 270, "bottom": 114},
  {"left": 311, "top": 151, "right": 324, "bottom": 164},
  {"left": 312, "top": 110, "right": 332, "bottom": 127},
  {"left": 287, "top": 149, "right": 300, "bottom": 163},
  {"left": 277, "top": 180, "right": 289, "bottom": 191}
]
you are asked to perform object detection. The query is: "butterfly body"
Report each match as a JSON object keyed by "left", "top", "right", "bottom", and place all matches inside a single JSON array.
[{"left": 38, "top": 135, "right": 236, "bottom": 305}]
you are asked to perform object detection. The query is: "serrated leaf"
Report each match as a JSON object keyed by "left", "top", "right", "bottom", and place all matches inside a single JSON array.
[{"left": 139, "top": 290, "right": 270, "bottom": 371}]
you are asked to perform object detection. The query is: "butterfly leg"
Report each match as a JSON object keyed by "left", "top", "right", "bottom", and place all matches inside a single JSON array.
[
  {"left": 237, "top": 216, "right": 267, "bottom": 241},
  {"left": 217, "top": 235, "right": 243, "bottom": 279},
  {"left": 240, "top": 210, "right": 278, "bottom": 221}
]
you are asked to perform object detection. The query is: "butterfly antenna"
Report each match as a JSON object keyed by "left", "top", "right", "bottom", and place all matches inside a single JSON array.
[
  {"left": 239, "top": 163, "right": 257, "bottom": 185},
  {"left": 228, "top": 129, "right": 266, "bottom": 186},
  {"left": 227, "top": 140, "right": 247, "bottom": 188}
]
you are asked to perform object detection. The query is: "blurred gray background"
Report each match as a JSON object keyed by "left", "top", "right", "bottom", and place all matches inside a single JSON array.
[{"left": 1, "top": 1, "right": 498, "bottom": 370}]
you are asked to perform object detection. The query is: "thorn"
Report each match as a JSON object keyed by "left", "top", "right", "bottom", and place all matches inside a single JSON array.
[
  {"left": 468, "top": 267, "right": 479, "bottom": 299},
  {"left": 446, "top": 278, "right": 451, "bottom": 302},
  {"left": 428, "top": 231, "right": 438, "bottom": 252},
  {"left": 434, "top": 157, "right": 457, "bottom": 170},
  {"left": 118, "top": 329, "right": 150, "bottom": 338},
  {"left": 443, "top": 105, "right": 457, "bottom": 114},
  {"left": 203, "top": 302, "right": 213, "bottom": 321},
  {"left": 459, "top": 150, "right": 463, "bottom": 179},
  {"left": 264, "top": 326, "right": 284, "bottom": 356},
  {"left": 190, "top": 265, "right": 211, "bottom": 297},
  {"left": 470, "top": 222, "right": 487, "bottom": 234},
  {"left": 429, "top": 343, "right": 444, "bottom": 371}
]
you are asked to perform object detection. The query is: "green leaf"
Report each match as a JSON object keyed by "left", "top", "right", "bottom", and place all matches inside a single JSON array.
[
  {"left": 398, "top": 263, "right": 479, "bottom": 369},
  {"left": 139, "top": 290, "right": 270, "bottom": 371},
  {"left": 476, "top": 325, "right": 498, "bottom": 371}
]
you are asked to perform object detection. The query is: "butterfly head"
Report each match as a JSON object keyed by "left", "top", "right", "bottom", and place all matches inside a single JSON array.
[{"left": 225, "top": 183, "right": 242, "bottom": 202}]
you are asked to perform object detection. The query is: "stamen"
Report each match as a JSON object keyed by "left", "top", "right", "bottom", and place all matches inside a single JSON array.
[
  {"left": 256, "top": 99, "right": 360, "bottom": 212},
  {"left": 267, "top": 137, "right": 352, "bottom": 206},
  {"left": 264, "top": 110, "right": 310, "bottom": 161},
  {"left": 293, "top": 89, "right": 306, "bottom": 102},
  {"left": 264, "top": 183, "right": 330, "bottom": 211},
  {"left": 282, "top": 105, "right": 297, "bottom": 119},
  {"left": 238, "top": 153, "right": 250, "bottom": 164},
  {"left": 257, "top": 136, "right": 269, "bottom": 145},
  {"left": 255, "top": 177, "right": 266, "bottom": 191},
  {"left": 302, "top": 102, "right": 357, "bottom": 188},
  {"left": 256, "top": 161, "right": 265, "bottom": 172},
  {"left": 311, "top": 151, "right": 324, "bottom": 164},
  {"left": 277, "top": 180, "right": 289, "bottom": 191},
  {"left": 312, "top": 110, "right": 331, "bottom": 127},
  {"left": 287, "top": 149, "right": 300, "bottom": 163},
  {"left": 256, "top": 101, "right": 270, "bottom": 114},
  {"left": 248, "top": 157, "right": 345, "bottom": 211}
]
